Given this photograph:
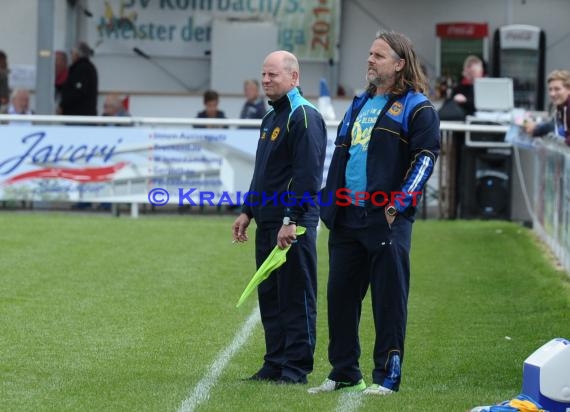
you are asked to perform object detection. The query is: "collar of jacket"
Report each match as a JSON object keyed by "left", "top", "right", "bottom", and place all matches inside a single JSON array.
[
  {"left": 70, "top": 57, "right": 91, "bottom": 69},
  {"left": 555, "top": 95, "right": 570, "bottom": 134},
  {"left": 556, "top": 95, "right": 570, "bottom": 112},
  {"left": 339, "top": 89, "right": 402, "bottom": 141},
  {"left": 268, "top": 87, "right": 302, "bottom": 112}
]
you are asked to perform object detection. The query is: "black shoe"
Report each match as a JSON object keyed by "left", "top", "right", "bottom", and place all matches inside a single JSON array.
[
  {"left": 276, "top": 375, "right": 308, "bottom": 385},
  {"left": 246, "top": 369, "right": 280, "bottom": 382}
]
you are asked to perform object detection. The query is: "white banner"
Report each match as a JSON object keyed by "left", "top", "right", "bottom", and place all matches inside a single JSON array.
[
  {"left": 0, "top": 125, "right": 335, "bottom": 205},
  {"left": 87, "top": 0, "right": 340, "bottom": 60}
]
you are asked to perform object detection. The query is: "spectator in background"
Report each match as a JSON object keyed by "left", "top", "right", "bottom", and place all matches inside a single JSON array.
[
  {"left": 0, "top": 50, "right": 9, "bottom": 113},
  {"left": 445, "top": 55, "right": 485, "bottom": 218},
  {"left": 240, "top": 79, "right": 266, "bottom": 119},
  {"left": 102, "top": 93, "right": 130, "bottom": 117},
  {"left": 97, "top": 93, "right": 130, "bottom": 210},
  {"left": 101, "top": 93, "right": 131, "bottom": 130},
  {"left": 7, "top": 88, "right": 33, "bottom": 126},
  {"left": 54, "top": 50, "right": 69, "bottom": 105},
  {"left": 59, "top": 41, "right": 98, "bottom": 116},
  {"left": 524, "top": 69, "right": 570, "bottom": 146},
  {"left": 8, "top": 88, "right": 32, "bottom": 115},
  {"left": 451, "top": 55, "right": 485, "bottom": 116},
  {"left": 196, "top": 89, "right": 226, "bottom": 128}
]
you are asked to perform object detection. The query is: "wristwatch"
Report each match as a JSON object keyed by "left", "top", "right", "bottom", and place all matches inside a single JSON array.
[
  {"left": 283, "top": 216, "right": 296, "bottom": 226},
  {"left": 386, "top": 205, "right": 398, "bottom": 217}
]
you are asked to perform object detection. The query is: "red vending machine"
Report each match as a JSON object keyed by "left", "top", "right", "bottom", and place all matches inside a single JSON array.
[
  {"left": 436, "top": 22, "right": 489, "bottom": 91},
  {"left": 493, "top": 24, "right": 546, "bottom": 110}
]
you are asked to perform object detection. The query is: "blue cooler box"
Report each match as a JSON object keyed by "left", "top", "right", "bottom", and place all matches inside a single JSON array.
[{"left": 522, "top": 338, "right": 570, "bottom": 412}]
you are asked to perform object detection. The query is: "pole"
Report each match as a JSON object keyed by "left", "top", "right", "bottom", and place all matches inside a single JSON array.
[{"left": 35, "top": 0, "right": 55, "bottom": 114}]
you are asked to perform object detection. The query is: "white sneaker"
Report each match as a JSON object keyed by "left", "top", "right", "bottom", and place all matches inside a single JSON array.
[
  {"left": 362, "top": 384, "right": 394, "bottom": 395},
  {"left": 307, "top": 378, "right": 366, "bottom": 394}
]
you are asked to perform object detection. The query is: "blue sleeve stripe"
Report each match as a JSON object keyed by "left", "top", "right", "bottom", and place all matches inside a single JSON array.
[
  {"left": 406, "top": 155, "right": 433, "bottom": 193},
  {"left": 398, "top": 154, "right": 434, "bottom": 210}
]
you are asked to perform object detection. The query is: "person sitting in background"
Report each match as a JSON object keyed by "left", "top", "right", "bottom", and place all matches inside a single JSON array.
[
  {"left": 196, "top": 89, "right": 226, "bottom": 128},
  {"left": 8, "top": 88, "right": 32, "bottom": 115},
  {"left": 0, "top": 50, "right": 9, "bottom": 113},
  {"left": 452, "top": 55, "right": 485, "bottom": 116},
  {"left": 102, "top": 93, "right": 130, "bottom": 117},
  {"left": 101, "top": 93, "right": 131, "bottom": 129},
  {"left": 54, "top": 50, "right": 68, "bottom": 105},
  {"left": 239, "top": 79, "right": 266, "bottom": 119},
  {"left": 7, "top": 89, "right": 33, "bottom": 125},
  {"left": 524, "top": 69, "right": 570, "bottom": 146}
]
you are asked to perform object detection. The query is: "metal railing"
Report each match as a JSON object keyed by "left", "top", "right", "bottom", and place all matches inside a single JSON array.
[{"left": 3, "top": 113, "right": 567, "bottom": 273}]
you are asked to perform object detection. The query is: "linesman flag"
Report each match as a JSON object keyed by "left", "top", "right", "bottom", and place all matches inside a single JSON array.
[{"left": 236, "top": 226, "right": 307, "bottom": 307}]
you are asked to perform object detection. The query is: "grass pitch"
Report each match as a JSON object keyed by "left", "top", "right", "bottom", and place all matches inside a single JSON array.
[{"left": 0, "top": 213, "right": 568, "bottom": 411}]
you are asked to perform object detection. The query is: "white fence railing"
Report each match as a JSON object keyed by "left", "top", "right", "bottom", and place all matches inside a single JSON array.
[{"left": 0, "top": 114, "right": 568, "bottom": 273}]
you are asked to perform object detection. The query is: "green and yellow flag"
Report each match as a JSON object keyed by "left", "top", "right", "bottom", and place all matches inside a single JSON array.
[{"left": 236, "top": 226, "right": 306, "bottom": 308}]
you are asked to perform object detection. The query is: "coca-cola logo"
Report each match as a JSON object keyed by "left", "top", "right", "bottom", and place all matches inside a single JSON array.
[
  {"left": 505, "top": 31, "right": 532, "bottom": 41},
  {"left": 437, "top": 23, "right": 487, "bottom": 38},
  {"left": 447, "top": 25, "right": 475, "bottom": 36}
]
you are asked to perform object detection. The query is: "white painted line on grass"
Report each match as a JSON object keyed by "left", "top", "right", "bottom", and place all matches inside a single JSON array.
[
  {"left": 335, "top": 392, "right": 363, "bottom": 412},
  {"left": 177, "top": 306, "right": 260, "bottom": 412}
]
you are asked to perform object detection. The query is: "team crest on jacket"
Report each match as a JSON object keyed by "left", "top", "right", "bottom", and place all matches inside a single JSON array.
[
  {"left": 271, "top": 127, "right": 281, "bottom": 141},
  {"left": 388, "top": 102, "right": 403, "bottom": 116}
]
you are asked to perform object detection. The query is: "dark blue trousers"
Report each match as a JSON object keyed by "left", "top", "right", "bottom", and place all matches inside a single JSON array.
[
  {"left": 327, "top": 209, "right": 412, "bottom": 391},
  {"left": 255, "top": 225, "right": 318, "bottom": 381}
]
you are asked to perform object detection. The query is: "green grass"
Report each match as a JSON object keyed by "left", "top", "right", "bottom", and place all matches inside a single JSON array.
[{"left": 0, "top": 213, "right": 568, "bottom": 411}]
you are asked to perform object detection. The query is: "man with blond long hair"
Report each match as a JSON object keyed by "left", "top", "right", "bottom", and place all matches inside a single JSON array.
[{"left": 311, "top": 31, "right": 440, "bottom": 395}]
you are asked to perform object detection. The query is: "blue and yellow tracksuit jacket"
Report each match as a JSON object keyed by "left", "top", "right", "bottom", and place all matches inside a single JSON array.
[
  {"left": 321, "top": 89, "right": 441, "bottom": 228},
  {"left": 242, "top": 87, "right": 327, "bottom": 227}
]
